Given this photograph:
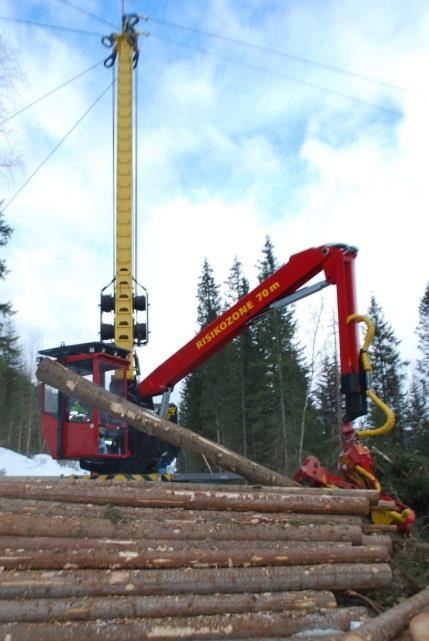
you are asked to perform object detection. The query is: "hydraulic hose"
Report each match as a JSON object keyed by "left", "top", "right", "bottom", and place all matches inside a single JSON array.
[{"left": 347, "top": 314, "right": 395, "bottom": 439}]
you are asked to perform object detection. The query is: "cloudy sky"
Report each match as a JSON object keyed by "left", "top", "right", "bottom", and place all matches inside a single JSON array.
[{"left": 1, "top": 0, "right": 428, "bottom": 398}]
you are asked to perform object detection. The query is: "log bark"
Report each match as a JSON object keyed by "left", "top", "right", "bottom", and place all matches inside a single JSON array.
[
  {"left": 0, "top": 536, "right": 354, "bottom": 552},
  {"left": 0, "top": 480, "right": 380, "bottom": 504},
  {"left": 362, "top": 534, "right": 393, "bottom": 555},
  {"left": 0, "top": 590, "right": 337, "bottom": 622},
  {"left": 37, "top": 357, "right": 296, "bottom": 487},
  {"left": 0, "top": 511, "right": 364, "bottom": 543},
  {"left": 0, "top": 497, "right": 364, "bottom": 525},
  {"left": 0, "top": 607, "right": 369, "bottom": 641},
  {"left": 0, "top": 564, "right": 393, "bottom": 599},
  {"left": 0, "top": 479, "right": 371, "bottom": 515},
  {"left": 0, "top": 543, "right": 388, "bottom": 571},
  {"left": 0, "top": 536, "right": 352, "bottom": 551},
  {"left": 362, "top": 524, "right": 398, "bottom": 534},
  {"left": 344, "top": 587, "right": 429, "bottom": 641}
]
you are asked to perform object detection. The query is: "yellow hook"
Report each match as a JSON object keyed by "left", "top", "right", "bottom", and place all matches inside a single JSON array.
[{"left": 347, "top": 314, "right": 395, "bottom": 438}]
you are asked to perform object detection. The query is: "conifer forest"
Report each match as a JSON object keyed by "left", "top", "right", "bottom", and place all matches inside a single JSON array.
[{"left": 178, "top": 236, "right": 429, "bottom": 524}]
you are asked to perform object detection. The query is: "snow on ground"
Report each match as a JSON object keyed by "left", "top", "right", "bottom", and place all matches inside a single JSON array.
[{"left": 0, "top": 447, "right": 84, "bottom": 476}]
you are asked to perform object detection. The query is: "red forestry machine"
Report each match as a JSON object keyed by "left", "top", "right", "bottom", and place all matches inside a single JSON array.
[{"left": 38, "top": 14, "right": 415, "bottom": 533}]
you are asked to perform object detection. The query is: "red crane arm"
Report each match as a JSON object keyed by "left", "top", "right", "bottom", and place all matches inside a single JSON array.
[{"left": 138, "top": 243, "right": 362, "bottom": 403}]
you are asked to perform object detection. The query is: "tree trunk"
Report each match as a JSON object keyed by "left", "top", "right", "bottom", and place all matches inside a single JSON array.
[
  {"left": 0, "top": 564, "right": 392, "bottom": 600},
  {"left": 36, "top": 357, "right": 297, "bottom": 487},
  {"left": 0, "top": 543, "right": 388, "bottom": 571},
  {"left": 0, "top": 481, "right": 379, "bottom": 501},
  {"left": 0, "top": 607, "right": 369, "bottom": 641},
  {"left": 238, "top": 338, "right": 248, "bottom": 458},
  {"left": 0, "top": 590, "right": 337, "bottom": 623},
  {"left": 25, "top": 387, "right": 33, "bottom": 455},
  {"left": 0, "top": 495, "right": 369, "bottom": 521},
  {"left": 0, "top": 510, "right": 364, "bottom": 543},
  {"left": 298, "top": 304, "right": 323, "bottom": 464},
  {"left": 16, "top": 415, "right": 24, "bottom": 452},
  {"left": 6, "top": 416, "right": 14, "bottom": 447},
  {"left": 276, "top": 347, "right": 289, "bottom": 473},
  {"left": 0, "top": 478, "right": 371, "bottom": 515},
  {"left": 0, "top": 535, "right": 354, "bottom": 550}
]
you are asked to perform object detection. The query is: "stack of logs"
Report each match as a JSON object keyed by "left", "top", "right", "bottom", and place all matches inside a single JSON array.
[{"left": 0, "top": 478, "right": 394, "bottom": 640}]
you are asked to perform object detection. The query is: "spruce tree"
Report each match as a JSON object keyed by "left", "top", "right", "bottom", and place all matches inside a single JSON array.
[
  {"left": 416, "top": 283, "right": 429, "bottom": 416},
  {"left": 0, "top": 212, "right": 18, "bottom": 445},
  {"left": 406, "top": 377, "right": 429, "bottom": 455},
  {"left": 180, "top": 259, "right": 226, "bottom": 469},
  {"left": 0, "top": 211, "right": 14, "bottom": 349},
  {"left": 221, "top": 257, "right": 258, "bottom": 457},
  {"left": 407, "top": 283, "right": 429, "bottom": 455},
  {"left": 251, "top": 236, "right": 309, "bottom": 474},
  {"left": 0, "top": 211, "right": 40, "bottom": 455},
  {"left": 311, "top": 351, "right": 342, "bottom": 468},
  {"left": 0, "top": 50, "right": 39, "bottom": 455},
  {"left": 0, "top": 211, "right": 12, "bottom": 279},
  {"left": 195, "top": 259, "right": 226, "bottom": 444}
]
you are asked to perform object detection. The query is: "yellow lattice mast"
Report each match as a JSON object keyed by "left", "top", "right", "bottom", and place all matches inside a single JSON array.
[{"left": 100, "top": 15, "right": 147, "bottom": 379}]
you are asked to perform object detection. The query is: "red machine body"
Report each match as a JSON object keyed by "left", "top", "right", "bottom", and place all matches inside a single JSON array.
[
  {"left": 40, "top": 343, "right": 130, "bottom": 461},
  {"left": 138, "top": 242, "right": 415, "bottom": 531},
  {"left": 39, "top": 341, "right": 178, "bottom": 475}
]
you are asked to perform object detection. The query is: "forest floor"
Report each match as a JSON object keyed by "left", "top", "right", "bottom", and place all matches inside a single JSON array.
[
  {"left": 346, "top": 526, "right": 429, "bottom": 613},
  {"left": 372, "top": 532, "right": 429, "bottom": 608}
]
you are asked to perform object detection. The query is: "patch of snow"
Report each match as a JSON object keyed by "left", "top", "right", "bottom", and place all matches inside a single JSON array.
[
  {"left": 350, "top": 620, "right": 364, "bottom": 630},
  {"left": 292, "top": 621, "right": 363, "bottom": 637},
  {"left": 0, "top": 447, "right": 84, "bottom": 476}
]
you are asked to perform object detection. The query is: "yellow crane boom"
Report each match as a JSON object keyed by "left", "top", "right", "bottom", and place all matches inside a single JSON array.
[
  {"left": 100, "top": 15, "right": 146, "bottom": 378},
  {"left": 114, "top": 29, "right": 134, "bottom": 366}
]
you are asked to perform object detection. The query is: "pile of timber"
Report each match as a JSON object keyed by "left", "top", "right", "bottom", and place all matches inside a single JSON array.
[{"left": 0, "top": 478, "right": 394, "bottom": 640}]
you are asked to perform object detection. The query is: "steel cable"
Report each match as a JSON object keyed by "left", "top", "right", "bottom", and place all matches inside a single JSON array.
[
  {"left": 3, "top": 80, "right": 114, "bottom": 212},
  {"left": 0, "top": 59, "right": 105, "bottom": 127}
]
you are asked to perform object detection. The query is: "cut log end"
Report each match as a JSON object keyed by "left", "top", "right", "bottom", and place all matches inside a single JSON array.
[{"left": 410, "top": 613, "right": 429, "bottom": 641}]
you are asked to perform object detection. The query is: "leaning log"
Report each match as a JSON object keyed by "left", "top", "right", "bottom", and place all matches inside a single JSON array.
[
  {"left": 0, "top": 607, "right": 369, "bottom": 641},
  {"left": 344, "top": 587, "right": 429, "bottom": 641},
  {"left": 37, "top": 357, "right": 297, "bottom": 486},
  {"left": 0, "top": 590, "right": 337, "bottom": 623},
  {"left": 0, "top": 564, "right": 393, "bottom": 599}
]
